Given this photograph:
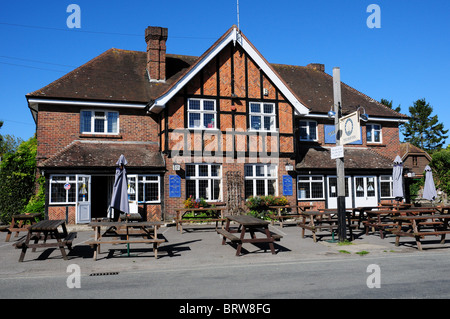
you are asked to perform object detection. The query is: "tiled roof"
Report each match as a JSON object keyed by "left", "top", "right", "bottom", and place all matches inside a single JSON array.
[
  {"left": 296, "top": 147, "right": 393, "bottom": 170},
  {"left": 26, "top": 47, "right": 407, "bottom": 119},
  {"left": 27, "top": 49, "right": 196, "bottom": 103},
  {"left": 273, "top": 64, "right": 407, "bottom": 118},
  {"left": 40, "top": 141, "right": 164, "bottom": 168},
  {"left": 400, "top": 142, "right": 432, "bottom": 160}
]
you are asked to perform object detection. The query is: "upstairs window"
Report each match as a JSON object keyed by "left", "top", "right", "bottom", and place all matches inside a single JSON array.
[
  {"left": 187, "top": 99, "right": 217, "bottom": 129},
  {"left": 366, "top": 124, "right": 382, "bottom": 143},
  {"left": 249, "top": 102, "right": 276, "bottom": 131},
  {"left": 80, "top": 110, "right": 118, "bottom": 134},
  {"left": 299, "top": 120, "right": 318, "bottom": 141}
]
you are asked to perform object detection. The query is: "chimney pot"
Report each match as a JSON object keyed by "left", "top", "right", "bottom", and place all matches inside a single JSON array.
[{"left": 145, "top": 26, "right": 168, "bottom": 81}]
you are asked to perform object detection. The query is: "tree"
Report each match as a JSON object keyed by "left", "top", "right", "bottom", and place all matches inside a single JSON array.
[
  {"left": 0, "top": 121, "right": 23, "bottom": 158},
  {"left": 430, "top": 149, "right": 450, "bottom": 197},
  {"left": 380, "top": 98, "right": 401, "bottom": 113},
  {"left": 0, "top": 136, "right": 38, "bottom": 223},
  {"left": 402, "top": 98, "right": 448, "bottom": 151}
]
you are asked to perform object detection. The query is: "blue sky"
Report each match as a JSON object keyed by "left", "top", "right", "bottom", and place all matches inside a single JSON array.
[{"left": 1, "top": 0, "right": 449, "bottom": 146}]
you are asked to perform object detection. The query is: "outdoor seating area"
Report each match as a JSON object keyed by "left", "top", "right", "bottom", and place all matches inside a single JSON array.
[
  {"left": 4, "top": 203, "right": 450, "bottom": 263},
  {"left": 297, "top": 204, "right": 450, "bottom": 250}
]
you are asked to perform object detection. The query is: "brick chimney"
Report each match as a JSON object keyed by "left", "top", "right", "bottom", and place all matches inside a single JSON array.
[{"left": 145, "top": 26, "right": 168, "bottom": 82}]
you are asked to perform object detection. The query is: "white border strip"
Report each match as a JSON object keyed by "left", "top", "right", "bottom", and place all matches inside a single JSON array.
[{"left": 27, "top": 98, "right": 147, "bottom": 109}]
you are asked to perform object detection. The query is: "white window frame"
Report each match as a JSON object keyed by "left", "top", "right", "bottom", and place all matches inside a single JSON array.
[
  {"left": 49, "top": 175, "right": 77, "bottom": 204},
  {"left": 80, "top": 110, "right": 119, "bottom": 135},
  {"left": 297, "top": 175, "right": 325, "bottom": 200},
  {"left": 248, "top": 102, "right": 276, "bottom": 132},
  {"left": 185, "top": 164, "right": 222, "bottom": 201},
  {"left": 244, "top": 164, "right": 278, "bottom": 197},
  {"left": 187, "top": 98, "right": 217, "bottom": 130},
  {"left": 379, "top": 175, "right": 394, "bottom": 199},
  {"left": 299, "top": 120, "right": 318, "bottom": 141},
  {"left": 366, "top": 123, "right": 382, "bottom": 143},
  {"left": 137, "top": 175, "right": 161, "bottom": 203}
]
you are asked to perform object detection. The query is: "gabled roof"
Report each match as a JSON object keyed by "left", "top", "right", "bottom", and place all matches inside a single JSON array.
[
  {"left": 148, "top": 26, "right": 309, "bottom": 115},
  {"left": 26, "top": 25, "right": 408, "bottom": 121},
  {"left": 400, "top": 143, "right": 432, "bottom": 161},
  {"left": 273, "top": 64, "right": 407, "bottom": 119},
  {"left": 27, "top": 49, "right": 196, "bottom": 103}
]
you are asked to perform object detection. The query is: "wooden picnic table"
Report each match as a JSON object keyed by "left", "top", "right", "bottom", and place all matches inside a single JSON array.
[
  {"left": 435, "top": 206, "right": 450, "bottom": 214},
  {"left": 363, "top": 208, "right": 438, "bottom": 239},
  {"left": 14, "top": 219, "right": 76, "bottom": 262},
  {"left": 379, "top": 202, "right": 412, "bottom": 210},
  {"left": 347, "top": 206, "right": 384, "bottom": 229},
  {"left": 392, "top": 214, "right": 450, "bottom": 250},
  {"left": 175, "top": 207, "right": 227, "bottom": 233},
  {"left": 217, "top": 215, "right": 283, "bottom": 256},
  {"left": 87, "top": 221, "right": 165, "bottom": 260},
  {"left": 268, "top": 205, "right": 315, "bottom": 228},
  {"left": 297, "top": 210, "right": 353, "bottom": 242},
  {"left": 5, "top": 213, "right": 41, "bottom": 242}
]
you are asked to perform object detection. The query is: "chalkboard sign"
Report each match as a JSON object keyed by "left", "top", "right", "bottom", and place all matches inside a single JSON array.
[
  {"left": 169, "top": 175, "right": 181, "bottom": 198},
  {"left": 282, "top": 175, "right": 293, "bottom": 196}
]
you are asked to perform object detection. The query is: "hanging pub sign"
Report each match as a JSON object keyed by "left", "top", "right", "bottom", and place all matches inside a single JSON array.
[{"left": 339, "top": 111, "right": 361, "bottom": 145}]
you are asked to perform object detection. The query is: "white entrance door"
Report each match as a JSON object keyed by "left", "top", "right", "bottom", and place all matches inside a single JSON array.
[
  {"left": 127, "top": 175, "right": 139, "bottom": 215},
  {"left": 354, "top": 176, "right": 378, "bottom": 207},
  {"left": 327, "top": 176, "right": 353, "bottom": 209},
  {"left": 76, "top": 175, "right": 91, "bottom": 224}
]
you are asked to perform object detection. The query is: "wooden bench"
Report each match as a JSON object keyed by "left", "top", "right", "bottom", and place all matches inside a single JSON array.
[
  {"left": 217, "top": 229, "right": 241, "bottom": 242},
  {"left": 86, "top": 238, "right": 165, "bottom": 259},
  {"left": 15, "top": 220, "right": 75, "bottom": 262},
  {"left": 269, "top": 213, "right": 303, "bottom": 227},
  {"left": 88, "top": 221, "right": 166, "bottom": 260},
  {"left": 175, "top": 207, "right": 226, "bottom": 233},
  {"left": 15, "top": 232, "right": 77, "bottom": 249},
  {"left": 392, "top": 214, "right": 450, "bottom": 250}
]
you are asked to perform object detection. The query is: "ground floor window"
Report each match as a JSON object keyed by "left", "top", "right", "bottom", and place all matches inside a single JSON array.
[
  {"left": 186, "top": 164, "right": 222, "bottom": 201},
  {"left": 128, "top": 175, "right": 161, "bottom": 203},
  {"left": 380, "top": 175, "right": 394, "bottom": 198},
  {"left": 138, "top": 175, "right": 161, "bottom": 203},
  {"left": 244, "top": 164, "right": 278, "bottom": 198},
  {"left": 297, "top": 175, "right": 324, "bottom": 200},
  {"left": 50, "top": 175, "right": 77, "bottom": 204}
]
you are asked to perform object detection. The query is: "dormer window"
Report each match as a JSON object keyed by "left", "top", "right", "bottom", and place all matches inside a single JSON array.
[
  {"left": 299, "top": 120, "right": 318, "bottom": 141},
  {"left": 80, "top": 110, "right": 119, "bottom": 134},
  {"left": 187, "top": 99, "right": 217, "bottom": 129},
  {"left": 366, "top": 123, "right": 382, "bottom": 143}
]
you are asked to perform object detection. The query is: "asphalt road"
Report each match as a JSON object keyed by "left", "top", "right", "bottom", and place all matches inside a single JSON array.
[{"left": 2, "top": 223, "right": 450, "bottom": 303}]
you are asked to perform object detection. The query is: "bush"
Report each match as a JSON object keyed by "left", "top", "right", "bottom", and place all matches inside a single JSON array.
[
  {"left": 183, "top": 196, "right": 208, "bottom": 208},
  {"left": 431, "top": 149, "right": 450, "bottom": 196},
  {"left": 245, "top": 195, "right": 289, "bottom": 220},
  {"left": 22, "top": 175, "right": 45, "bottom": 220}
]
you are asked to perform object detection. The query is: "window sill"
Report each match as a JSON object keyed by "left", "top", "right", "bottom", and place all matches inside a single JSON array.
[
  {"left": 79, "top": 133, "right": 122, "bottom": 139},
  {"left": 367, "top": 143, "right": 385, "bottom": 147}
]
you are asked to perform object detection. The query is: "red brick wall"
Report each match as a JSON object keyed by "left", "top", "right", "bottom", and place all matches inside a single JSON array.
[
  {"left": 37, "top": 104, "right": 159, "bottom": 166},
  {"left": 48, "top": 206, "right": 76, "bottom": 224}
]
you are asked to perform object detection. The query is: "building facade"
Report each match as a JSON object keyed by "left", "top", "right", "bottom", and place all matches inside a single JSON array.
[{"left": 26, "top": 25, "right": 408, "bottom": 223}]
